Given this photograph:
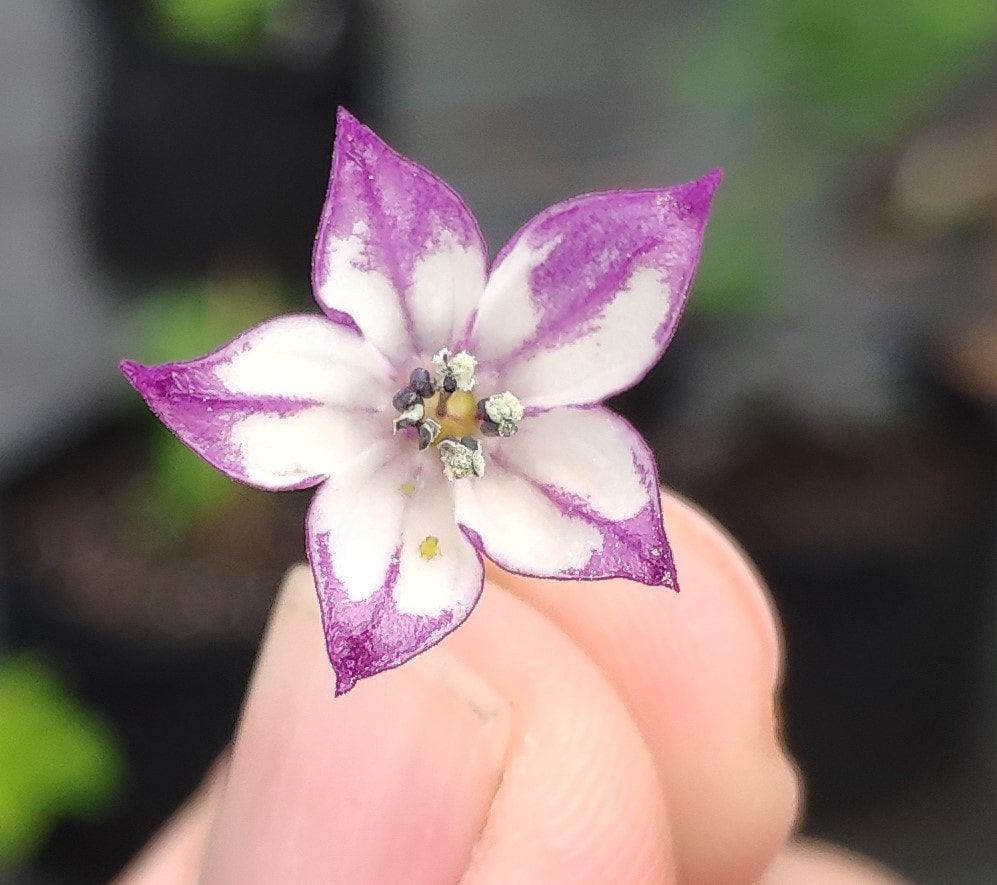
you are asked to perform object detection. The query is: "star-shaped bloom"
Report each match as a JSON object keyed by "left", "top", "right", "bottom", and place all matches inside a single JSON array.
[{"left": 122, "top": 109, "right": 721, "bottom": 694}]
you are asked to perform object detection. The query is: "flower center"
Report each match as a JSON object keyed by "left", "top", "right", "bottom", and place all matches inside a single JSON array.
[{"left": 391, "top": 348, "right": 524, "bottom": 480}]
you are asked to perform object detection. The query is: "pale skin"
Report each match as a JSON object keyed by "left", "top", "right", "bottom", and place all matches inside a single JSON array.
[{"left": 117, "top": 493, "right": 905, "bottom": 884}]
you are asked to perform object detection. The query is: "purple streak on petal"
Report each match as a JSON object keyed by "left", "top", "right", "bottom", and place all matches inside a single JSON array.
[
  {"left": 120, "top": 358, "right": 326, "bottom": 491},
  {"left": 307, "top": 512, "right": 484, "bottom": 696},
  {"left": 458, "top": 523, "right": 485, "bottom": 554},
  {"left": 321, "top": 307, "right": 362, "bottom": 335},
  {"left": 120, "top": 312, "right": 389, "bottom": 490},
  {"left": 312, "top": 107, "right": 487, "bottom": 347},
  {"left": 476, "top": 170, "right": 722, "bottom": 403},
  {"left": 540, "top": 467, "right": 677, "bottom": 590},
  {"left": 485, "top": 410, "right": 678, "bottom": 590}
]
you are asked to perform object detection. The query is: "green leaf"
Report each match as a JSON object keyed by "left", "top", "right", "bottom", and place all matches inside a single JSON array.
[
  {"left": 773, "top": 0, "right": 996, "bottom": 139},
  {"left": 148, "top": 0, "right": 288, "bottom": 57},
  {"left": 0, "top": 654, "right": 123, "bottom": 868}
]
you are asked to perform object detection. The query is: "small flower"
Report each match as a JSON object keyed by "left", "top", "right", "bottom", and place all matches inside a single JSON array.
[{"left": 121, "top": 108, "right": 721, "bottom": 694}]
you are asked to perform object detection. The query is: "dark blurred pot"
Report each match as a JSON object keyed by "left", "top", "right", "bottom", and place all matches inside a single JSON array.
[
  {"left": 685, "top": 362, "right": 996, "bottom": 825},
  {"left": 2, "top": 418, "right": 310, "bottom": 881},
  {"left": 88, "top": 0, "right": 365, "bottom": 283}
]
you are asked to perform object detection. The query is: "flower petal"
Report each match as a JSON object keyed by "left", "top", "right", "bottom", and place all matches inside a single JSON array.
[
  {"left": 454, "top": 407, "right": 676, "bottom": 587},
  {"left": 312, "top": 108, "right": 488, "bottom": 364},
  {"left": 121, "top": 314, "right": 391, "bottom": 491},
  {"left": 470, "top": 172, "right": 721, "bottom": 408},
  {"left": 308, "top": 452, "right": 484, "bottom": 694}
]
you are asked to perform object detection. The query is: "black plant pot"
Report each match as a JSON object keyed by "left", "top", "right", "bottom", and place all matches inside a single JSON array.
[
  {"left": 88, "top": 0, "right": 366, "bottom": 284},
  {"left": 2, "top": 418, "right": 312, "bottom": 882},
  {"left": 684, "top": 361, "right": 996, "bottom": 826}
]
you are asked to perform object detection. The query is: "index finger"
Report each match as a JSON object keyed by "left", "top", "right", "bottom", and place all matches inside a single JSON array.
[{"left": 490, "top": 491, "right": 801, "bottom": 883}]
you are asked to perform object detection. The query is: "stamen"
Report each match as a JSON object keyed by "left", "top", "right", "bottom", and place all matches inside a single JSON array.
[
  {"left": 432, "top": 349, "right": 477, "bottom": 392},
  {"left": 419, "top": 417, "right": 442, "bottom": 450},
  {"left": 482, "top": 391, "right": 524, "bottom": 438},
  {"left": 393, "top": 401, "right": 424, "bottom": 432},
  {"left": 439, "top": 438, "right": 485, "bottom": 481},
  {"left": 409, "top": 367, "right": 434, "bottom": 398},
  {"left": 392, "top": 387, "right": 419, "bottom": 411}
]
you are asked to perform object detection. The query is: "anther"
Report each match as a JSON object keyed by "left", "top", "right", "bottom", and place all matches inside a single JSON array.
[
  {"left": 393, "top": 401, "right": 424, "bottom": 433},
  {"left": 392, "top": 387, "right": 419, "bottom": 411},
  {"left": 439, "top": 438, "right": 485, "bottom": 480},
  {"left": 419, "top": 417, "right": 442, "bottom": 450},
  {"left": 432, "top": 348, "right": 477, "bottom": 392},
  {"left": 482, "top": 391, "right": 524, "bottom": 438},
  {"left": 409, "top": 367, "right": 434, "bottom": 398}
]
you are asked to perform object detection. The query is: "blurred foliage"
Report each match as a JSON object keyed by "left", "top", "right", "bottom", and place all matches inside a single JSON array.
[
  {"left": 775, "top": 0, "right": 996, "bottom": 140},
  {"left": 671, "top": 0, "right": 995, "bottom": 139},
  {"left": 128, "top": 276, "right": 285, "bottom": 537},
  {"left": 148, "top": 0, "right": 288, "bottom": 57},
  {"left": 0, "top": 654, "right": 122, "bottom": 868},
  {"left": 692, "top": 156, "right": 813, "bottom": 318},
  {"left": 663, "top": 0, "right": 995, "bottom": 316}
]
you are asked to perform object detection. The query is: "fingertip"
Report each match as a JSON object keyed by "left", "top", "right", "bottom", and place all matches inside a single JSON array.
[
  {"left": 761, "top": 839, "right": 910, "bottom": 884},
  {"left": 661, "top": 489, "right": 783, "bottom": 687},
  {"left": 202, "top": 564, "right": 511, "bottom": 884},
  {"left": 488, "top": 489, "right": 800, "bottom": 883},
  {"left": 448, "top": 583, "right": 676, "bottom": 884}
]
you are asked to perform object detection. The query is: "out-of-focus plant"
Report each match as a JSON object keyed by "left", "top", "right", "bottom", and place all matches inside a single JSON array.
[
  {"left": 127, "top": 276, "right": 285, "bottom": 537},
  {"left": 774, "top": 0, "right": 995, "bottom": 140},
  {"left": 148, "top": 0, "right": 289, "bottom": 57},
  {"left": 0, "top": 653, "right": 122, "bottom": 868},
  {"left": 688, "top": 157, "right": 811, "bottom": 318},
  {"left": 669, "top": 0, "right": 995, "bottom": 140},
  {"left": 660, "top": 0, "right": 995, "bottom": 316}
]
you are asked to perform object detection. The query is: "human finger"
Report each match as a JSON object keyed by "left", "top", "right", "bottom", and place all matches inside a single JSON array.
[
  {"left": 201, "top": 564, "right": 675, "bottom": 883},
  {"left": 115, "top": 757, "right": 227, "bottom": 885},
  {"left": 199, "top": 565, "right": 509, "bottom": 883},
  {"left": 490, "top": 491, "right": 801, "bottom": 883}
]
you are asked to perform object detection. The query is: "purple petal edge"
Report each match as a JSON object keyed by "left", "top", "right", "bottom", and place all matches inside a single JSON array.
[
  {"left": 311, "top": 107, "right": 488, "bottom": 348},
  {"left": 468, "top": 410, "right": 679, "bottom": 591},
  {"left": 121, "top": 359, "right": 325, "bottom": 492},
  {"left": 490, "top": 168, "right": 723, "bottom": 276},
  {"left": 306, "top": 501, "right": 485, "bottom": 696},
  {"left": 473, "top": 169, "right": 723, "bottom": 407},
  {"left": 119, "top": 316, "right": 343, "bottom": 491}
]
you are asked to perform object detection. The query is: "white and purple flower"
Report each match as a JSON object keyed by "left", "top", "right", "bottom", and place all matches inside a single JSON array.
[{"left": 122, "top": 109, "right": 720, "bottom": 694}]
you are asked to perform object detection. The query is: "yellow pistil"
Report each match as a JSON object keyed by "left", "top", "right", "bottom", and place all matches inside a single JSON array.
[
  {"left": 422, "top": 390, "right": 478, "bottom": 445},
  {"left": 400, "top": 481, "right": 415, "bottom": 496},
  {"left": 419, "top": 536, "right": 440, "bottom": 560}
]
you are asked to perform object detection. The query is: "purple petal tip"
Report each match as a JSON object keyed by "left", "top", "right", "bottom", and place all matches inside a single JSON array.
[
  {"left": 678, "top": 168, "right": 723, "bottom": 219},
  {"left": 119, "top": 359, "right": 147, "bottom": 389},
  {"left": 335, "top": 105, "right": 359, "bottom": 126},
  {"left": 333, "top": 676, "right": 356, "bottom": 697},
  {"left": 334, "top": 105, "right": 373, "bottom": 145}
]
